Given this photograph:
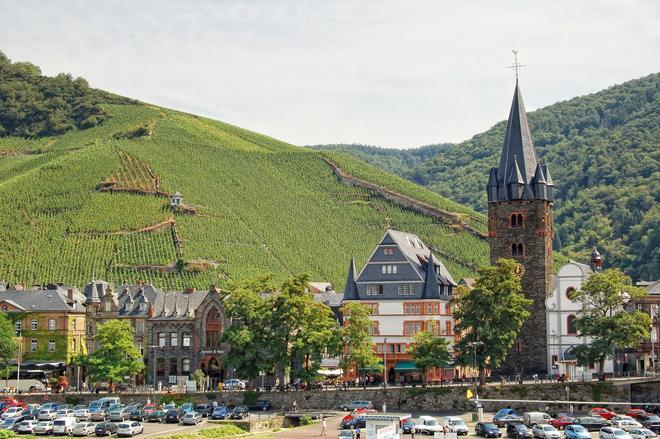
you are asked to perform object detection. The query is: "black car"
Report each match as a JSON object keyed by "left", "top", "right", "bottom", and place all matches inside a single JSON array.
[
  {"left": 576, "top": 417, "right": 609, "bottom": 431},
  {"left": 194, "top": 404, "right": 211, "bottom": 417},
  {"left": 638, "top": 414, "right": 660, "bottom": 433},
  {"left": 345, "top": 417, "right": 367, "bottom": 430},
  {"left": 229, "top": 406, "right": 249, "bottom": 420},
  {"left": 147, "top": 410, "right": 165, "bottom": 423},
  {"left": 476, "top": 422, "right": 502, "bottom": 438},
  {"left": 95, "top": 423, "right": 117, "bottom": 437},
  {"left": 247, "top": 400, "right": 272, "bottom": 411},
  {"left": 129, "top": 409, "right": 145, "bottom": 421},
  {"left": 507, "top": 423, "right": 533, "bottom": 439},
  {"left": 164, "top": 410, "right": 181, "bottom": 424},
  {"left": 495, "top": 415, "right": 524, "bottom": 428}
]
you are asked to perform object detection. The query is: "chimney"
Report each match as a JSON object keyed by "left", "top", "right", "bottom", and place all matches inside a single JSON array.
[
  {"left": 67, "top": 288, "right": 75, "bottom": 303},
  {"left": 184, "top": 287, "right": 196, "bottom": 294},
  {"left": 209, "top": 284, "right": 218, "bottom": 293}
]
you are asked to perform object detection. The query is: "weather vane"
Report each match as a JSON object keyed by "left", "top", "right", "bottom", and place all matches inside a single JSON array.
[{"left": 508, "top": 48, "right": 526, "bottom": 80}]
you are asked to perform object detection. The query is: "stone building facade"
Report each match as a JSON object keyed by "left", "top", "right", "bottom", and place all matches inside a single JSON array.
[{"left": 487, "top": 80, "right": 555, "bottom": 375}]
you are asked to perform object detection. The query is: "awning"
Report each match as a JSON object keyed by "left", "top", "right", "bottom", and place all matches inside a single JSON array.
[
  {"left": 317, "top": 369, "right": 342, "bottom": 376},
  {"left": 362, "top": 361, "right": 384, "bottom": 372},
  {"left": 10, "top": 360, "right": 65, "bottom": 368},
  {"left": 394, "top": 361, "right": 418, "bottom": 371}
]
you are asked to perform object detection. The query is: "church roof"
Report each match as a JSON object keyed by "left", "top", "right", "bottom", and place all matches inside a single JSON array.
[
  {"left": 498, "top": 80, "right": 539, "bottom": 187},
  {"left": 343, "top": 258, "right": 359, "bottom": 300}
]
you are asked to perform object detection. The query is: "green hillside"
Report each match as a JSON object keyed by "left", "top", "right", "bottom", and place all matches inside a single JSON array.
[
  {"left": 0, "top": 53, "right": 488, "bottom": 290},
  {"left": 410, "top": 74, "right": 659, "bottom": 281}
]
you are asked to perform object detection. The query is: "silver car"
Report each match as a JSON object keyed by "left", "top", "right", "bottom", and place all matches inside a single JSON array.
[
  {"left": 34, "top": 421, "right": 54, "bottom": 435},
  {"left": 72, "top": 422, "right": 96, "bottom": 436},
  {"left": 38, "top": 409, "right": 57, "bottom": 421},
  {"left": 532, "top": 424, "right": 561, "bottom": 439},
  {"left": 339, "top": 401, "right": 373, "bottom": 411},
  {"left": 116, "top": 421, "right": 143, "bottom": 437},
  {"left": 16, "top": 420, "right": 38, "bottom": 434},
  {"left": 75, "top": 408, "right": 92, "bottom": 421},
  {"left": 90, "top": 408, "right": 108, "bottom": 422},
  {"left": 182, "top": 412, "right": 202, "bottom": 425}
]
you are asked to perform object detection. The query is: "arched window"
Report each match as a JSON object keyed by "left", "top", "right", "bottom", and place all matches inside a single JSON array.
[
  {"left": 206, "top": 308, "right": 221, "bottom": 349},
  {"left": 567, "top": 315, "right": 578, "bottom": 335},
  {"left": 511, "top": 243, "right": 524, "bottom": 257}
]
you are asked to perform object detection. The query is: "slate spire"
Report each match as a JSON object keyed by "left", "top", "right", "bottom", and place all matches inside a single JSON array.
[
  {"left": 422, "top": 251, "right": 440, "bottom": 299},
  {"left": 343, "top": 257, "right": 358, "bottom": 300}
]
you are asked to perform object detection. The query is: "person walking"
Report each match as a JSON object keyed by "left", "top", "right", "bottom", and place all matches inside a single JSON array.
[
  {"left": 355, "top": 426, "right": 361, "bottom": 439},
  {"left": 321, "top": 418, "right": 327, "bottom": 437},
  {"left": 292, "top": 399, "right": 298, "bottom": 413}
]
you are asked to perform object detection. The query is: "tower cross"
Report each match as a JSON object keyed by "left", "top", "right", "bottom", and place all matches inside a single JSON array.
[{"left": 508, "top": 48, "right": 526, "bottom": 80}]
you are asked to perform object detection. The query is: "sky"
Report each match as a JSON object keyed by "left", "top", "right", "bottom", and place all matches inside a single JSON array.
[{"left": 1, "top": 0, "right": 658, "bottom": 148}]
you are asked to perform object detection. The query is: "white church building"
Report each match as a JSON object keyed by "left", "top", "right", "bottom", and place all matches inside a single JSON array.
[{"left": 545, "top": 247, "right": 614, "bottom": 379}]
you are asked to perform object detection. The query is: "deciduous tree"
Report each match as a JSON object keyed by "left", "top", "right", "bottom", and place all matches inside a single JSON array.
[
  {"left": 340, "top": 302, "right": 381, "bottom": 388},
  {"left": 0, "top": 313, "right": 18, "bottom": 386},
  {"left": 408, "top": 323, "right": 452, "bottom": 386}
]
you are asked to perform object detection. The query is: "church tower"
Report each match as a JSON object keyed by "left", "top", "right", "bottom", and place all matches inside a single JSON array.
[{"left": 487, "top": 79, "right": 554, "bottom": 375}]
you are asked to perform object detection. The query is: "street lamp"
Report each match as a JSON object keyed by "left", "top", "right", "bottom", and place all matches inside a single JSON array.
[
  {"left": 16, "top": 331, "right": 22, "bottom": 391},
  {"left": 148, "top": 344, "right": 158, "bottom": 401},
  {"left": 383, "top": 337, "right": 387, "bottom": 388},
  {"left": 469, "top": 341, "right": 484, "bottom": 422},
  {"left": 651, "top": 305, "right": 657, "bottom": 377}
]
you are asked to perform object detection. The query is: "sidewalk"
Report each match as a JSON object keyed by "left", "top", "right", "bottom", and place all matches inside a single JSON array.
[{"left": 273, "top": 415, "right": 342, "bottom": 438}]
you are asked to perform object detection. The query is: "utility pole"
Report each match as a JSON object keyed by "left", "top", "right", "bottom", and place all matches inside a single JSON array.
[
  {"left": 16, "top": 331, "right": 22, "bottom": 391},
  {"left": 651, "top": 306, "right": 657, "bottom": 377},
  {"left": 383, "top": 337, "right": 387, "bottom": 388}
]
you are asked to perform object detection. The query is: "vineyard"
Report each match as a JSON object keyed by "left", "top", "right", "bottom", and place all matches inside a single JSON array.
[{"left": 0, "top": 102, "right": 490, "bottom": 290}]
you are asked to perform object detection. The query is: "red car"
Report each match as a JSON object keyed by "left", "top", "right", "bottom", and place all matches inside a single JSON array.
[
  {"left": 341, "top": 408, "right": 377, "bottom": 425},
  {"left": 550, "top": 417, "right": 578, "bottom": 430},
  {"left": 590, "top": 408, "right": 618, "bottom": 420},
  {"left": 143, "top": 404, "right": 155, "bottom": 415},
  {"left": 627, "top": 409, "right": 650, "bottom": 420},
  {"left": 0, "top": 398, "right": 26, "bottom": 412}
]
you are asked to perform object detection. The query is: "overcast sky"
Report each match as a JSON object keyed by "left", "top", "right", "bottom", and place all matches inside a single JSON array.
[{"left": 1, "top": 1, "right": 658, "bottom": 148}]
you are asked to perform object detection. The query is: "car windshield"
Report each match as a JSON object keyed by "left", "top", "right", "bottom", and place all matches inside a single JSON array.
[
  {"left": 426, "top": 419, "right": 438, "bottom": 426},
  {"left": 573, "top": 426, "right": 586, "bottom": 432},
  {"left": 1, "top": 419, "right": 13, "bottom": 427},
  {"left": 118, "top": 423, "right": 130, "bottom": 428},
  {"left": 453, "top": 420, "right": 466, "bottom": 426},
  {"left": 484, "top": 423, "right": 497, "bottom": 429}
]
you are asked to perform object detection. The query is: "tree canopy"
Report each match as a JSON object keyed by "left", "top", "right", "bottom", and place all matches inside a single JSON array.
[
  {"left": 0, "top": 313, "right": 18, "bottom": 383},
  {"left": 408, "top": 323, "right": 452, "bottom": 386},
  {"left": 452, "top": 258, "right": 531, "bottom": 384},
  {"left": 340, "top": 302, "right": 381, "bottom": 387}
]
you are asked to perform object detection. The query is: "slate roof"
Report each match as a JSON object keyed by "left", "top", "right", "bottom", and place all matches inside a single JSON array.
[
  {"left": 343, "top": 258, "right": 358, "bottom": 300},
  {"left": 150, "top": 290, "right": 208, "bottom": 320},
  {"left": 0, "top": 289, "right": 85, "bottom": 312},
  {"left": 312, "top": 291, "right": 344, "bottom": 308}
]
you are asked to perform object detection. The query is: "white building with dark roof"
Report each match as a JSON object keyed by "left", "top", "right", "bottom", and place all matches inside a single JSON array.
[{"left": 343, "top": 229, "right": 457, "bottom": 384}]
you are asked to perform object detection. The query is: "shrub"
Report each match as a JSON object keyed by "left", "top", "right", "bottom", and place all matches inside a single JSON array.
[
  {"left": 299, "top": 415, "right": 314, "bottom": 426},
  {"left": 197, "top": 425, "right": 246, "bottom": 437},
  {"left": 0, "top": 430, "right": 16, "bottom": 439}
]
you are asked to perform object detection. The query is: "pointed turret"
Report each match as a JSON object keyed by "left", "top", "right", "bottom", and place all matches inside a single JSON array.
[
  {"left": 591, "top": 245, "right": 603, "bottom": 272},
  {"left": 507, "top": 155, "right": 525, "bottom": 200},
  {"left": 532, "top": 162, "right": 547, "bottom": 200},
  {"left": 184, "top": 294, "right": 194, "bottom": 318},
  {"left": 541, "top": 163, "right": 554, "bottom": 201},
  {"left": 422, "top": 251, "right": 440, "bottom": 299},
  {"left": 343, "top": 258, "right": 359, "bottom": 300},
  {"left": 487, "top": 167, "right": 499, "bottom": 203}
]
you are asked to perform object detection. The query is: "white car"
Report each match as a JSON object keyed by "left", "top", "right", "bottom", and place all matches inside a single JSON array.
[
  {"left": 74, "top": 408, "right": 92, "bottom": 421},
  {"left": 16, "top": 420, "right": 37, "bottom": 434},
  {"left": 55, "top": 409, "right": 75, "bottom": 418},
  {"left": 613, "top": 420, "right": 644, "bottom": 432},
  {"left": 532, "top": 424, "right": 562, "bottom": 439},
  {"left": 222, "top": 379, "right": 246, "bottom": 390},
  {"left": 339, "top": 401, "right": 374, "bottom": 411},
  {"left": 414, "top": 416, "right": 443, "bottom": 435},
  {"left": 601, "top": 428, "right": 634, "bottom": 439},
  {"left": 116, "top": 421, "right": 143, "bottom": 437},
  {"left": 53, "top": 417, "right": 77, "bottom": 435},
  {"left": 1, "top": 407, "right": 24, "bottom": 419},
  {"left": 630, "top": 429, "right": 657, "bottom": 439},
  {"left": 446, "top": 416, "right": 469, "bottom": 435},
  {"left": 182, "top": 412, "right": 202, "bottom": 425},
  {"left": 34, "top": 420, "right": 54, "bottom": 435},
  {"left": 72, "top": 422, "right": 96, "bottom": 436},
  {"left": 38, "top": 409, "right": 57, "bottom": 421}
]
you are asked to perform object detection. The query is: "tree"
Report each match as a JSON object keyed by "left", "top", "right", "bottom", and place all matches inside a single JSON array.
[
  {"left": 408, "top": 323, "right": 452, "bottom": 386},
  {"left": 76, "top": 320, "right": 143, "bottom": 385},
  {"left": 191, "top": 369, "right": 206, "bottom": 391},
  {"left": 572, "top": 268, "right": 650, "bottom": 376},
  {"left": 453, "top": 258, "right": 532, "bottom": 384},
  {"left": 340, "top": 302, "right": 381, "bottom": 388},
  {"left": 0, "top": 313, "right": 18, "bottom": 387}
]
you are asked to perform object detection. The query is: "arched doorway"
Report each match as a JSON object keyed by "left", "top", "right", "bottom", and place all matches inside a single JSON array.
[{"left": 207, "top": 357, "right": 224, "bottom": 389}]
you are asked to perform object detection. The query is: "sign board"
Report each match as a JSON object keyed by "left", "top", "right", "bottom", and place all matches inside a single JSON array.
[
  {"left": 186, "top": 380, "right": 196, "bottom": 392},
  {"left": 376, "top": 425, "right": 397, "bottom": 439}
]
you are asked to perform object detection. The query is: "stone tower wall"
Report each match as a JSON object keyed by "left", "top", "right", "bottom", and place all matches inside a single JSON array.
[{"left": 488, "top": 198, "right": 553, "bottom": 375}]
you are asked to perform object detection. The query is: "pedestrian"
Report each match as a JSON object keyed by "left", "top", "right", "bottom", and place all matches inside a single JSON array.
[
  {"left": 321, "top": 418, "right": 327, "bottom": 437},
  {"left": 355, "top": 426, "right": 361, "bottom": 439},
  {"left": 443, "top": 423, "right": 450, "bottom": 434},
  {"left": 146, "top": 398, "right": 151, "bottom": 405},
  {"left": 411, "top": 428, "right": 416, "bottom": 439},
  {"left": 382, "top": 402, "right": 387, "bottom": 413},
  {"left": 292, "top": 399, "right": 297, "bottom": 413}
]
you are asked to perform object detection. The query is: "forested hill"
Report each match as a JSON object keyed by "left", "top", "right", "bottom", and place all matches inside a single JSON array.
[
  {"left": 0, "top": 51, "right": 488, "bottom": 290},
  {"left": 330, "top": 74, "right": 659, "bottom": 281}
]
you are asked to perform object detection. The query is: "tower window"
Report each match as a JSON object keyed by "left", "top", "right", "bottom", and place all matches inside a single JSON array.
[
  {"left": 511, "top": 243, "right": 524, "bottom": 257},
  {"left": 510, "top": 213, "right": 524, "bottom": 228},
  {"left": 567, "top": 315, "right": 578, "bottom": 335}
]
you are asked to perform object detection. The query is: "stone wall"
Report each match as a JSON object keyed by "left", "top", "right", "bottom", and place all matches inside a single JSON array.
[{"left": 16, "top": 381, "right": 635, "bottom": 413}]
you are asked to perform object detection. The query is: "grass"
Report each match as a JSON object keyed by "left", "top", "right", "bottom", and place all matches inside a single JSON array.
[{"left": 0, "top": 103, "right": 489, "bottom": 289}]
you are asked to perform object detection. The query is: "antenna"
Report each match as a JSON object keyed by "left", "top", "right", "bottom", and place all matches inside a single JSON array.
[{"left": 508, "top": 48, "right": 526, "bottom": 81}]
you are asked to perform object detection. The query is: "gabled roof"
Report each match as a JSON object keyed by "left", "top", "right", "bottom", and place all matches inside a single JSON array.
[
  {"left": 150, "top": 290, "right": 208, "bottom": 320},
  {"left": 497, "top": 80, "right": 539, "bottom": 187},
  {"left": 0, "top": 290, "right": 85, "bottom": 312}
]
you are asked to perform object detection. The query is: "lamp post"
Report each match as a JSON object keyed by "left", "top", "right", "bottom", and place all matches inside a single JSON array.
[
  {"left": 16, "top": 331, "right": 22, "bottom": 391},
  {"left": 469, "top": 341, "right": 484, "bottom": 422},
  {"left": 148, "top": 344, "right": 158, "bottom": 401},
  {"left": 383, "top": 337, "right": 387, "bottom": 388},
  {"left": 651, "top": 305, "right": 657, "bottom": 377}
]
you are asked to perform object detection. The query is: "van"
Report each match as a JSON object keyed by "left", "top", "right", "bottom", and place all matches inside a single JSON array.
[
  {"left": 0, "top": 379, "right": 46, "bottom": 393},
  {"left": 52, "top": 417, "right": 76, "bottom": 435},
  {"left": 524, "top": 412, "right": 552, "bottom": 427}
]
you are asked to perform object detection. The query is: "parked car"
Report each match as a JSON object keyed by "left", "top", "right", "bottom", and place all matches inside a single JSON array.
[
  {"left": 147, "top": 410, "right": 165, "bottom": 423},
  {"left": 34, "top": 420, "right": 54, "bottom": 435},
  {"left": 194, "top": 404, "right": 211, "bottom": 417},
  {"left": 38, "top": 409, "right": 57, "bottom": 421},
  {"left": 592, "top": 409, "right": 620, "bottom": 421},
  {"left": 109, "top": 406, "right": 131, "bottom": 422},
  {"left": 338, "top": 430, "right": 356, "bottom": 439},
  {"left": 16, "top": 419, "right": 37, "bottom": 434},
  {"left": 55, "top": 409, "right": 75, "bottom": 419},
  {"left": 41, "top": 403, "right": 59, "bottom": 411},
  {"left": 496, "top": 410, "right": 519, "bottom": 420},
  {"left": 164, "top": 410, "right": 181, "bottom": 424},
  {"left": 73, "top": 422, "right": 96, "bottom": 437},
  {"left": 565, "top": 425, "right": 592, "bottom": 439},
  {"left": 90, "top": 409, "right": 109, "bottom": 422},
  {"left": 339, "top": 401, "right": 373, "bottom": 411},
  {"left": 0, "top": 417, "right": 20, "bottom": 431},
  {"left": 178, "top": 403, "right": 194, "bottom": 416},
  {"left": 222, "top": 379, "right": 246, "bottom": 390},
  {"left": 401, "top": 419, "right": 416, "bottom": 434},
  {"left": 229, "top": 406, "right": 249, "bottom": 420},
  {"left": 525, "top": 413, "right": 553, "bottom": 427},
  {"left": 628, "top": 411, "right": 651, "bottom": 420},
  {"left": 550, "top": 417, "right": 578, "bottom": 430},
  {"left": 75, "top": 408, "right": 92, "bottom": 421},
  {"left": 116, "top": 421, "right": 143, "bottom": 437},
  {"left": 600, "top": 427, "right": 633, "bottom": 439},
  {"left": 630, "top": 428, "right": 657, "bottom": 439},
  {"left": 142, "top": 405, "right": 155, "bottom": 415},
  {"left": 53, "top": 417, "right": 77, "bottom": 436},
  {"left": 637, "top": 415, "right": 660, "bottom": 433},
  {"left": 129, "top": 409, "right": 145, "bottom": 422},
  {"left": 446, "top": 416, "right": 469, "bottom": 435},
  {"left": 182, "top": 412, "right": 202, "bottom": 425},
  {"left": 95, "top": 422, "right": 117, "bottom": 437},
  {"left": 613, "top": 420, "right": 644, "bottom": 432},
  {"left": 496, "top": 415, "right": 524, "bottom": 428},
  {"left": 507, "top": 423, "right": 533, "bottom": 439},
  {"left": 414, "top": 416, "right": 443, "bottom": 435},
  {"left": 2, "top": 407, "right": 24, "bottom": 419},
  {"left": 577, "top": 417, "right": 611, "bottom": 431},
  {"left": 210, "top": 406, "right": 228, "bottom": 420},
  {"left": 343, "top": 416, "right": 366, "bottom": 430},
  {"left": 532, "top": 424, "right": 561, "bottom": 439},
  {"left": 477, "top": 422, "right": 503, "bottom": 438},
  {"left": 248, "top": 400, "right": 272, "bottom": 411},
  {"left": 162, "top": 403, "right": 177, "bottom": 412}
]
